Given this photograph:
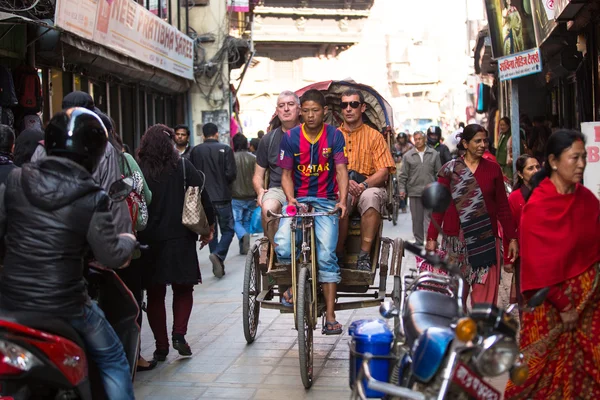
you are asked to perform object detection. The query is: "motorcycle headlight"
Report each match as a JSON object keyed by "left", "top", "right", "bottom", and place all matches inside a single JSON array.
[{"left": 474, "top": 335, "right": 518, "bottom": 377}]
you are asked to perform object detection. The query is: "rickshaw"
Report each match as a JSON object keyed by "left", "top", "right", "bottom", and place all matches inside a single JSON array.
[{"left": 242, "top": 80, "right": 404, "bottom": 388}]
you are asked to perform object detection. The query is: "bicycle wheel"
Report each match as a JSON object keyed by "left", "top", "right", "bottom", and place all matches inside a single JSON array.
[
  {"left": 297, "top": 266, "right": 313, "bottom": 388},
  {"left": 242, "top": 244, "right": 261, "bottom": 344}
]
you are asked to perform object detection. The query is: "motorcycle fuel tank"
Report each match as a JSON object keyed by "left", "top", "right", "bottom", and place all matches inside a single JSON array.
[{"left": 411, "top": 327, "right": 454, "bottom": 383}]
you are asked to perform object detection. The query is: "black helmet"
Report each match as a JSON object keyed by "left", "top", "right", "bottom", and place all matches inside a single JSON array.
[
  {"left": 427, "top": 126, "right": 442, "bottom": 137},
  {"left": 45, "top": 107, "right": 108, "bottom": 173},
  {"left": 398, "top": 132, "right": 407, "bottom": 139}
]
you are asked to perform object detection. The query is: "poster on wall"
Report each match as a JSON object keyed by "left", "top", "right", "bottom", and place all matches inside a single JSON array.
[
  {"left": 581, "top": 122, "right": 600, "bottom": 200},
  {"left": 227, "top": 0, "right": 249, "bottom": 12},
  {"left": 202, "top": 110, "right": 231, "bottom": 145},
  {"left": 484, "top": 0, "right": 537, "bottom": 58},
  {"left": 530, "top": 0, "right": 557, "bottom": 45}
]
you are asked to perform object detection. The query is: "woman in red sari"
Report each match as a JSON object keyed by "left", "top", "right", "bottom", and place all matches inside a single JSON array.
[
  {"left": 505, "top": 154, "right": 540, "bottom": 306},
  {"left": 505, "top": 130, "right": 600, "bottom": 399},
  {"left": 425, "top": 124, "right": 518, "bottom": 305}
]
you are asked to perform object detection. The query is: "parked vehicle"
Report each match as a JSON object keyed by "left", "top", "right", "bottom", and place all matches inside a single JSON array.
[{"left": 349, "top": 182, "right": 547, "bottom": 400}]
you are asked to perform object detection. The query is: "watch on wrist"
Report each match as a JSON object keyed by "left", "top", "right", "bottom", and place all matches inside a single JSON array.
[{"left": 361, "top": 181, "right": 369, "bottom": 189}]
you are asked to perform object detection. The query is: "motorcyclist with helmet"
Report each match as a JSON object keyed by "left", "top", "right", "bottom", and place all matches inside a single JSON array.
[
  {"left": 0, "top": 108, "right": 137, "bottom": 399},
  {"left": 427, "top": 126, "right": 452, "bottom": 165}
]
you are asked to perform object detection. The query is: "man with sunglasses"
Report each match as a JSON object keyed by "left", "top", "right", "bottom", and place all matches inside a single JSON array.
[{"left": 335, "top": 89, "right": 395, "bottom": 272}]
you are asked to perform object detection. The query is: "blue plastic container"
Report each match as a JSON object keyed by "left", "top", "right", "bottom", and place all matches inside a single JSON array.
[{"left": 348, "top": 319, "right": 393, "bottom": 398}]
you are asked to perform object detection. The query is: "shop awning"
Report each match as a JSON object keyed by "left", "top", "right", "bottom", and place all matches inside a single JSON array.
[{"left": 554, "top": 0, "right": 587, "bottom": 22}]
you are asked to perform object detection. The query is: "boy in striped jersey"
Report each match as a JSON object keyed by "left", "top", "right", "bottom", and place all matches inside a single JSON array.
[{"left": 274, "top": 89, "right": 349, "bottom": 335}]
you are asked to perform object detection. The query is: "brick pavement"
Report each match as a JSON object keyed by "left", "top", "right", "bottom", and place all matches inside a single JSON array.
[{"left": 134, "top": 210, "right": 514, "bottom": 399}]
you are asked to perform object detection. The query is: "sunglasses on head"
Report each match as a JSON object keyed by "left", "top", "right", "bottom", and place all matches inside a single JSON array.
[{"left": 341, "top": 101, "right": 362, "bottom": 109}]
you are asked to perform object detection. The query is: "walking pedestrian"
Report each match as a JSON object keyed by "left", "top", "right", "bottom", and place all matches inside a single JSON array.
[
  {"left": 398, "top": 131, "right": 441, "bottom": 244},
  {"left": 426, "top": 124, "right": 518, "bottom": 306},
  {"left": 137, "top": 125, "right": 215, "bottom": 361},
  {"left": 174, "top": 124, "right": 192, "bottom": 158},
  {"left": 505, "top": 154, "right": 540, "bottom": 308},
  {"left": 505, "top": 130, "right": 600, "bottom": 399},
  {"left": 13, "top": 127, "right": 43, "bottom": 167},
  {"left": 231, "top": 133, "right": 257, "bottom": 255},
  {"left": 189, "top": 123, "right": 236, "bottom": 278}
]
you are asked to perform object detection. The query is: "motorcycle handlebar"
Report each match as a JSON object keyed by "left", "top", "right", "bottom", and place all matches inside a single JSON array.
[{"left": 266, "top": 208, "right": 339, "bottom": 219}]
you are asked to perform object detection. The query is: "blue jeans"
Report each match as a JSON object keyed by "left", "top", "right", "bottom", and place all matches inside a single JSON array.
[
  {"left": 209, "top": 203, "right": 235, "bottom": 261},
  {"left": 69, "top": 302, "right": 134, "bottom": 400},
  {"left": 232, "top": 199, "right": 257, "bottom": 239},
  {"left": 274, "top": 197, "right": 341, "bottom": 284}
]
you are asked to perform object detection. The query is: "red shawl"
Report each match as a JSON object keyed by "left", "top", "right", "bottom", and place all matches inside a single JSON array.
[{"left": 520, "top": 178, "right": 600, "bottom": 292}]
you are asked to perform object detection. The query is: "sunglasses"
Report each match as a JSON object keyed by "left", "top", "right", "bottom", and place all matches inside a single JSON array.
[{"left": 341, "top": 101, "right": 362, "bottom": 109}]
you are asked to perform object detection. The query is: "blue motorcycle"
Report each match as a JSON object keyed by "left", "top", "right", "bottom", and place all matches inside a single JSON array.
[{"left": 349, "top": 183, "right": 548, "bottom": 400}]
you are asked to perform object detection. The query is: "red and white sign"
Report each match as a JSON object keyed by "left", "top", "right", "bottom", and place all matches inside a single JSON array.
[
  {"left": 227, "top": 0, "right": 249, "bottom": 12},
  {"left": 452, "top": 362, "right": 500, "bottom": 400},
  {"left": 581, "top": 122, "right": 600, "bottom": 199},
  {"left": 55, "top": 0, "right": 194, "bottom": 80},
  {"left": 498, "top": 48, "right": 543, "bottom": 82}
]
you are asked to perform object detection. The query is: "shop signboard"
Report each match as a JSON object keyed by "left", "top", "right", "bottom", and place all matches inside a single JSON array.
[
  {"left": 581, "top": 122, "right": 600, "bottom": 200},
  {"left": 227, "top": 0, "right": 249, "bottom": 12},
  {"left": 498, "top": 47, "right": 542, "bottom": 81},
  {"left": 530, "top": 0, "right": 557, "bottom": 46},
  {"left": 55, "top": 0, "right": 194, "bottom": 80},
  {"left": 484, "top": 0, "right": 537, "bottom": 58}
]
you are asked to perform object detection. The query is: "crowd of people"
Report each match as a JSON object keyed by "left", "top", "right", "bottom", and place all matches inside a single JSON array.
[{"left": 0, "top": 86, "right": 598, "bottom": 399}]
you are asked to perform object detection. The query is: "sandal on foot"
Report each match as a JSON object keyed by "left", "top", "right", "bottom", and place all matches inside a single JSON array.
[
  {"left": 322, "top": 320, "right": 343, "bottom": 335},
  {"left": 136, "top": 357, "right": 158, "bottom": 372},
  {"left": 281, "top": 287, "right": 293, "bottom": 307}
]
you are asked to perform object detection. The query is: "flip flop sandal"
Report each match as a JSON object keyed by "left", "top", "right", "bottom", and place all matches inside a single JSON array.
[
  {"left": 322, "top": 321, "right": 343, "bottom": 335},
  {"left": 281, "top": 287, "right": 293, "bottom": 307}
]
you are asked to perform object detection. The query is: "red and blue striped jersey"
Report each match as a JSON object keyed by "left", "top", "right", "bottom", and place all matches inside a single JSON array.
[{"left": 278, "top": 123, "right": 347, "bottom": 200}]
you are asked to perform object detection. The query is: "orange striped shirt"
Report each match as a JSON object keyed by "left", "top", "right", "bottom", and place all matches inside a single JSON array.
[{"left": 339, "top": 123, "right": 396, "bottom": 176}]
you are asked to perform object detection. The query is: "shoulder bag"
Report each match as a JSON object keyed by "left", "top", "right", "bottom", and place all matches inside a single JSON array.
[{"left": 181, "top": 157, "right": 210, "bottom": 235}]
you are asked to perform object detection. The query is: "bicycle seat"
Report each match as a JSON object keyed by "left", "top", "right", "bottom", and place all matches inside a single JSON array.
[
  {"left": 0, "top": 309, "right": 85, "bottom": 349},
  {"left": 403, "top": 290, "right": 458, "bottom": 347}
]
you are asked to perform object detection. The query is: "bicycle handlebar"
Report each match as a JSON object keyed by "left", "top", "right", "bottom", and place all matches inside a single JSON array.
[{"left": 267, "top": 208, "right": 339, "bottom": 219}]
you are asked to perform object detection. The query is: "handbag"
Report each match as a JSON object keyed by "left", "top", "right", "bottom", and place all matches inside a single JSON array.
[{"left": 181, "top": 157, "right": 210, "bottom": 235}]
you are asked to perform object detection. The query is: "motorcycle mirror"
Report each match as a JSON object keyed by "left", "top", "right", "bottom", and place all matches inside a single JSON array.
[
  {"left": 527, "top": 287, "right": 549, "bottom": 309},
  {"left": 421, "top": 182, "right": 452, "bottom": 213},
  {"left": 108, "top": 177, "right": 134, "bottom": 202},
  {"left": 379, "top": 301, "right": 399, "bottom": 319}
]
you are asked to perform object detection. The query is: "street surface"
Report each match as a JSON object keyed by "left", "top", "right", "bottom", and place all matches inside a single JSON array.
[{"left": 134, "top": 210, "right": 513, "bottom": 399}]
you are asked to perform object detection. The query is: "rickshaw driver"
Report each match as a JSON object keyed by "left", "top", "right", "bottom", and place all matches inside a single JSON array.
[
  {"left": 335, "top": 89, "right": 396, "bottom": 272},
  {"left": 253, "top": 91, "right": 301, "bottom": 246},
  {"left": 274, "top": 89, "right": 349, "bottom": 335}
]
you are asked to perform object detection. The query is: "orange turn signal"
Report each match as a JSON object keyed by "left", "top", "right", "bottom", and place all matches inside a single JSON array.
[
  {"left": 510, "top": 364, "right": 529, "bottom": 386},
  {"left": 455, "top": 317, "right": 477, "bottom": 343}
]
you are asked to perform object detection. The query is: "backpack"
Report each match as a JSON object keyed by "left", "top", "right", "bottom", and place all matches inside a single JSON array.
[
  {"left": 13, "top": 65, "right": 42, "bottom": 113},
  {"left": 121, "top": 155, "right": 148, "bottom": 232},
  {"left": 0, "top": 66, "right": 18, "bottom": 107}
]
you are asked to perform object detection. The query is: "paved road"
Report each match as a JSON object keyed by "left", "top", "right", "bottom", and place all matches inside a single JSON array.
[{"left": 134, "top": 210, "right": 513, "bottom": 399}]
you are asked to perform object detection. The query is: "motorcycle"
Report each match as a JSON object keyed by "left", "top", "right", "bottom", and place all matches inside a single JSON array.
[
  {"left": 350, "top": 182, "right": 547, "bottom": 400},
  {"left": 0, "top": 177, "right": 142, "bottom": 400}
]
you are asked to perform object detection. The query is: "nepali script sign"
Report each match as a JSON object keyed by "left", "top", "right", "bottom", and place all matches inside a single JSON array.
[
  {"left": 498, "top": 48, "right": 542, "bottom": 82},
  {"left": 55, "top": 0, "right": 194, "bottom": 80},
  {"left": 581, "top": 122, "right": 600, "bottom": 200}
]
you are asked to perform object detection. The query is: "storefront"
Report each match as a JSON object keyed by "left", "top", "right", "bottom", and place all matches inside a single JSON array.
[{"left": 0, "top": 0, "right": 193, "bottom": 151}]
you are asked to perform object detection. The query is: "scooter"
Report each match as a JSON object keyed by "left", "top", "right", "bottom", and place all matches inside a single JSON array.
[
  {"left": 0, "top": 178, "right": 142, "bottom": 400},
  {"left": 350, "top": 182, "right": 547, "bottom": 400}
]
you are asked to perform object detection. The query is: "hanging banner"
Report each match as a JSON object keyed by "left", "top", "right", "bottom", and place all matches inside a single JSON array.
[
  {"left": 581, "top": 122, "right": 600, "bottom": 199},
  {"left": 530, "top": 0, "right": 557, "bottom": 46},
  {"left": 55, "top": 0, "right": 194, "bottom": 80},
  {"left": 484, "top": 0, "right": 537, "bottom": 58},
  {"left": 498, "top": 47, "right": 542, "bottom": 81},
  {"left": 227, "top": 0, "right": 249, "bottom": 12}
]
